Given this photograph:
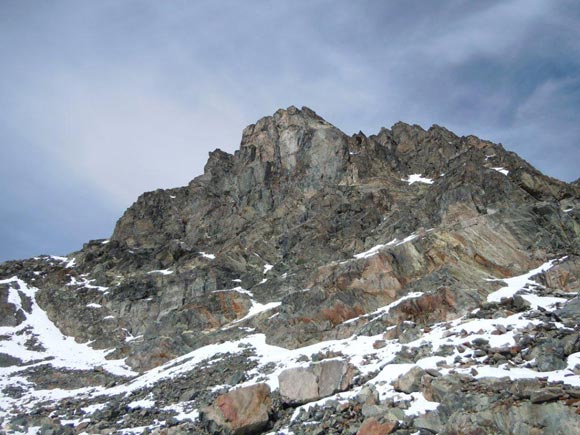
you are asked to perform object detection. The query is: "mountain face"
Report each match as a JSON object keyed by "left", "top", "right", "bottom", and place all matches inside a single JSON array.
[{"left": 1, "top": 106, "right": 580, "bottom": 434}]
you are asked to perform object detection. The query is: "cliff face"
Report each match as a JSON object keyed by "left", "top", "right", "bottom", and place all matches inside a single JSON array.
[{"left": 1, "top": 106, "right": 580, "bottom": 434}]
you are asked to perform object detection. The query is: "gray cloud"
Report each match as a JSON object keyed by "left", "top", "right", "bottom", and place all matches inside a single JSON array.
[{"left": 1, "top": 0, "right": 579, "bottom": 261}]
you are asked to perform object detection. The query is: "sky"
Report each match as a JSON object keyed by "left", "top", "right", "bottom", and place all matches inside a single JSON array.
[{"left": 1, "top": 0, "right": 579, "bottom": 261}]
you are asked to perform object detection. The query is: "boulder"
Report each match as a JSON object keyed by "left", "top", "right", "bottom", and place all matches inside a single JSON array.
[
  {"left": 393, "top": 366, "right": 428, "bottom": 393},
  {"left": 357, "top": 417, "right": 397, "bottom": 435},
  {"left": 278, "top": 367, "right": 319, "bottom": 404},
  {"left": 556, "top": 296, "right": 580, "bottom": 320},
  {"left": 279, "top": 359, "right": 355, "bottom": 404},
  {"left": 530, "top": 387, "right": 564, "bottom": 404},
  {"left": 203, "top": 383, "right": 271, "bottom": 435}
]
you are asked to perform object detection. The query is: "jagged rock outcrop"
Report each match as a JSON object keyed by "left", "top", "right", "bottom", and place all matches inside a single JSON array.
[{"left": 1, "top": 106, "right": 579, "bottom": 434}]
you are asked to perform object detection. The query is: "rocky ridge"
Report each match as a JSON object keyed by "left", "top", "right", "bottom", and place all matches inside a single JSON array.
[{"left": 1, "top": 106, "right": 580, "bottom": 434}]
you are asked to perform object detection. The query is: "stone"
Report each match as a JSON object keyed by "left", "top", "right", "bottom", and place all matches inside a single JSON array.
[
  {"left": 357, "top": 385, "right": 379, "bottom": 405},
  {"left": 279, "top": 359, "right": 355, "bottom": 404},
  {"left": 530, "top": 387, "right": 564, "bottom": 404},
  {"left": 204, "top": 383, "right": 271, "bottom": 435},
  {"left": 356, "top": 418, "right": 397, "bottom": 435},
  {"left": 393, "top": 366, "right": 428, "bottom": 393},
  {"left": 278, "top": 367, "right": 319, "bottom": 405},
  {"left": 556, "top": 297, "right": 580, "bottom": 320},
  {"left": 373, "top": 340, "right": 386, "bottom": 349},
  {"left": 361, "top": 403, "right": 391, "bottom": 418}
]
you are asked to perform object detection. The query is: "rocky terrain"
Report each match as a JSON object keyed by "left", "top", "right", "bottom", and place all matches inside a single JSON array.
[{"left": 1, "top": 106, "right": 579, "bottom": 434}]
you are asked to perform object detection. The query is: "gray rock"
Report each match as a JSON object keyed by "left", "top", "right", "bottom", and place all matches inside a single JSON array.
[
  {"left": 279, "top": 367, "right": 319, "bottom": 405},
  {"left": 530, "top": 387, "right": 564, "bottom": 403},
  {"left": 279, "top": 359, "right": 355, "bottom": 404},
  {"left": 556, "top": 296, "right": 580, "bottom": 320},
  {"left": 357, "top": 385, "right": 379, "bottom": 405},
  {"left": 361, "top": 403, "right": 391, "bottom": 418},
  {"left": 393, "top": 366, "right": 428, "bottom": 394}
]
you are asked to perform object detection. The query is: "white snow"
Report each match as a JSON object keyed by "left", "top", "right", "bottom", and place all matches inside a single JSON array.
[
  {"left": 229, "top": 301, "right": 282, "bottom": 326},
  {"left": 65, "top": 258, "right": 76, "bottom": 268},
  {"left": 342, "top": 292, "right": 424, "bottom": 325},
  {"left": 0, "top": 277, "right": 136, "bottom": 378},
  {"left": 487, "top": 258, "right": 560, "bottom": 302},
  {"left": 263, "top": 263, "right": 274, "bottom": 274},
  {"left": 49, "top": 255, "right": 68, "bottom": 263},
  {"left": 7, "top": 286, "right": 23, "bottom": 311},
  {"left": 200, "top": 251, "right": 216, "bottom": 260},
  {"left": 353, "top": 234, "right": 418, "bottom": 259},
  {"left": 403, "top": 174, "right": 434, "bottom": 185},
  {"left": 86, "top": 303, "right": 102, "bottom": 309},
  {"left": 163, "top": 403, "right": 200, "bottom": 422},
  {"left": 67, "top": 275, "right": 109, "bottom": 293},
  {"left": 353, "top": 239, "right": 396, "bottom": 259},
  {"left": 491, "top": 167, "right": 509, "bottom": 176},
  {"left": 82, "top": 403, "right": 108, "bottom": 414},
  {"left": 405, "top": 392, "right": 439, "bottom": 416},
  {"left": 127, "top": 398, "right": 156, "bottom": 409},
  {"left": 147, "top": 269, "right": 173, "bottom": 276}
]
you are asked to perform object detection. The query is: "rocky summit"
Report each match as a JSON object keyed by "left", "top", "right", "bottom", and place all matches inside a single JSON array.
[{"left": 1, "top": 106, "right": 580, "bottom": 435}]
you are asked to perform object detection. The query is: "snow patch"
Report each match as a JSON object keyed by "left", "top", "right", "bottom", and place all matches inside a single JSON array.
[
  {"left": 487, "top": 258, "right": 561, "bottom": 303},
  {"left": 492, "top": 167, "right": 509, "bottom": 176},
  {"left": 353, "top": 234, "right": 418, "bottom": 259},
  {"left": 0, "top": 277, "right": 136, "bottom": 377},
  {"left": 342, "top": 292, "right": 424, "bottom": 324},
  {"left": 147, "top": 269, "right": 173, "bottom": 276},
  {"left": 403, "top": 174, "right": 434, "bottom": 185},
  {"left": 127, "top": 398, "right": 156, "bottom": 409}
]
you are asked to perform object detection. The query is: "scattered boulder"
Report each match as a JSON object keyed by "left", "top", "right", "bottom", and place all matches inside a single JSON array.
[
  {"left": 279, "top": 359, "right": 356, "bottom": 404},
  {"left": 393, "top": 366, "right": 428, "bottom": 393},
  {"left": 556, "top": 296, "right": 580, "bottom": 320},
  {"left": 530, "top": 387, "right": 564, "bottom": 404},
  {"left": 278, "top": 367, "right": 319, "bottom": 404},
  {"left": 203, "top": 383, "right": 272, "bottom": 435},
  {"left": 357, "top": 417, "right": 397, "bottom": 435}
]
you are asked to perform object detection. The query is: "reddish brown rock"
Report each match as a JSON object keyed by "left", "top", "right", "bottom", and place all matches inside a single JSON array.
[
  {"left": 205, "top": 383, "right": 271, "bottom": 435},
  {"left": 357, "top": 417, "right": 397, "bottom": 435}
]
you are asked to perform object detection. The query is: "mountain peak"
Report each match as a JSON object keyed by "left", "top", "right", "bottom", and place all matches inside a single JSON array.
[{"left": 1, "top": 107, "right": 580, "bottom": 434}]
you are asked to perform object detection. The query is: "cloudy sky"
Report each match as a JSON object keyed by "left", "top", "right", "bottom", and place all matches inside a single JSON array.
[{"left": 1, "top": 0, "right": 579, "bottom": 261}]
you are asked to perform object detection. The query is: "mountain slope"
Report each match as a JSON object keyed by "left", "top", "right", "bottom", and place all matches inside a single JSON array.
[{"left": 1, "top": 106, "right": 579, "bottom": 434}]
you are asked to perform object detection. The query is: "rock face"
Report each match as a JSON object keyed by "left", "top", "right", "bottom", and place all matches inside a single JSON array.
[
  {"left": 279, "top": 359, "right": 355, "bottom": 404},
  {"left": 3, "top": 105, "right": 575, "bottom": 371},
  {"left": 1, "top": 106, "right": 580, "bottom": 434}
]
